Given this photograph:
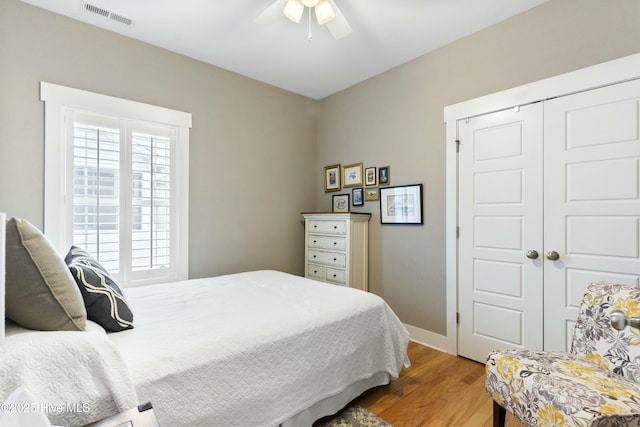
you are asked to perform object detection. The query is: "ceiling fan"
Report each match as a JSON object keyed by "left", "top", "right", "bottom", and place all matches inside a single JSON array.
[{"left": 255, "top": 0, "right": 352, "bottom": 40}]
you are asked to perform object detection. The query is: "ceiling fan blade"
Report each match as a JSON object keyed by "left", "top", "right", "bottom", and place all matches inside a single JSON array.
[
  {"left": 254, "top": 0, "right": 288, "bottom": 23},
  {"left": 325, "top": 0, "right": 352, "bottom": 39}
]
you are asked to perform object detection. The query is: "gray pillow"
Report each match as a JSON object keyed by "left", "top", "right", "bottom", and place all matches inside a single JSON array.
[
  {"left": 5, "top": 217, "right": 87, "bottom": 331},
  {"left": 65, "top": 245, "right": 134, "bottom": 332}
]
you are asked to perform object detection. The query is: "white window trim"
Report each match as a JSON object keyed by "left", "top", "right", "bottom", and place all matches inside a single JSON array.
[{"left": 41, "top": 81, "right": 191, "bottom": 286}]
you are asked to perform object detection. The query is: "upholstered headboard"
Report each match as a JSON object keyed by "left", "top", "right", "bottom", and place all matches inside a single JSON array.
[{"left": 0, "top": 212, "right": 6, "bottom": 344}]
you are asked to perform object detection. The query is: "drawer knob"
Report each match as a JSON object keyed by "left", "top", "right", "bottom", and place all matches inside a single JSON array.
[
  {"left": 333, "top": 258, "right": 337, "bottom": 261},
  {"left": 333, "top": 226, "right": 337, "bottom": 229},
  {"left": 314, "top": 270, "right": 318, "bottom": 274},
  {"left": 333, "top": 242, "right": 337, "bottom": 245},
  {"left": 333, "top": 274, "right": 337, "bottom": 278},
  {"left": 313, "top": 225, "right": 318, "bottom": 228},
  {"left": 313, "top": 240, "right": 317, "bottom": 243},
  {"left": 313, "top": 255, "right": 317, "bottom": 258}
]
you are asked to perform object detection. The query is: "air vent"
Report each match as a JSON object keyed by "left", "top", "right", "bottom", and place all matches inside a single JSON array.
[
  {"left": 109, "top": 13, "right": 133, "bottom": 26},
  {"left": 83, "top": 3, "right": 134, "bottom": 27},
  {"left": 84, "top": 3, "right": 109, "bottom": 17}
]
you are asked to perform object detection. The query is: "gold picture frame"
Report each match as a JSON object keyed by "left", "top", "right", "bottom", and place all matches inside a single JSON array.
[
  {"left": 364, "top": 187, "right": 379, "bottom": 201},
  {"left": 342, "top": 162, "right": 363, "bottom": 188},
  {"left": 323, "top": 164, "right": 341, "bottom": 192}
]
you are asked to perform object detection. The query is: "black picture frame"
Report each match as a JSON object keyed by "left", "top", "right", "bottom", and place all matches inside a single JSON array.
[
  {"left": 332, "top": 194, "right": 350, "bottom": 213},
  {"left": 365, "top": 167, "right": 377, "bottom": 186},
  {"left": 352, "top": 187, "right": 364, "bottom": 206},
  {"left": 379, "top": 184, "right": 423, "bottom": 225},
  {"left": 378, "top": 166, "right": 390, "bottom": 186}
]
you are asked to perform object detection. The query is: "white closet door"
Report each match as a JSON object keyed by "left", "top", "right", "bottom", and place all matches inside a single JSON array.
[
  {"left": 543, "top": 79, "right": 640, "bottom": 351},
  {"left": 457, "top": 104, "right": 544, "bottom": 362}
]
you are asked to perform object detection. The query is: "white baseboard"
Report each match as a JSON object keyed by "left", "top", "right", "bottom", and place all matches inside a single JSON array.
[{"left": 404, "top": 323, "right": 454, "bottom": 355}]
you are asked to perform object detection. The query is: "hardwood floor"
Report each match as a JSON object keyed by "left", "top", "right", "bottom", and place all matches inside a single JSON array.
[{"left": 347, "top": 341, "right": 523, "bottom": 427}]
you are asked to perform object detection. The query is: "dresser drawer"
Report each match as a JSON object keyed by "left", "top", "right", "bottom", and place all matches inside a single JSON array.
[
  {"left": 325, "top": 268, "right": 346, "bottom": 285},
  {"left": 307, "top": 235, "right": 346, "bottom": 250},
  {"left": 307, "top": 264, "right": 326, "bottom": 280},
  {"left": 308, "top": 249, "right": 346, "bottom": 267},
  {"left": 307, "top": 220, "right": 346, "bottom": 235}
]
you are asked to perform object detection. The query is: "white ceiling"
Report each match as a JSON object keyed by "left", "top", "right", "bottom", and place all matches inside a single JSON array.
[{"left": 19, "top": 0, "right": 549, "bottom": 100}]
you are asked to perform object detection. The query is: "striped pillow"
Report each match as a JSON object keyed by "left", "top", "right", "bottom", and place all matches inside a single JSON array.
[{"left": 65, "top": 246, "right": 134, "bottom": 332}]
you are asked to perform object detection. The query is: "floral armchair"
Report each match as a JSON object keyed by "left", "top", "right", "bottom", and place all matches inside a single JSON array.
[{"left": 486, "top": 282, "right": 640, "bottom": 427}]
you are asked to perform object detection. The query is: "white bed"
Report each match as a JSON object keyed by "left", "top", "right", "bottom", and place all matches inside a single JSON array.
[
  {"left": 0, "top": 215, "right": 410, "bottom": 427},
  {"left": 110, "top": 270, "right": 410, "bottom": 426},
  {"left": 0, "top": 320, "right": 138, "bottom": 426}
]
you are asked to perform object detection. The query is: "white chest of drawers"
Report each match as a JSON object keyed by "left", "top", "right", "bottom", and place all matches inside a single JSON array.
[{"left": 302, "top": 212, "right": 371, "bottom": 291}]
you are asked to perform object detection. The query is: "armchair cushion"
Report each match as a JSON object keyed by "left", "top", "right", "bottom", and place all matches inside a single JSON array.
[{"left": 486, "top": 350, "right": 640, "bottom": 426}]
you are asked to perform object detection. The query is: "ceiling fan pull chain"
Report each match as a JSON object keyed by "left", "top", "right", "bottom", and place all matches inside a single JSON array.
[{"left": 308, "top": 7, "right": 313, "bottom": 42}]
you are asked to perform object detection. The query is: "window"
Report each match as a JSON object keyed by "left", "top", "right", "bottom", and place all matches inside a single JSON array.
[{"left": 42, "top": 82, "right": 191, "bottom": 287}]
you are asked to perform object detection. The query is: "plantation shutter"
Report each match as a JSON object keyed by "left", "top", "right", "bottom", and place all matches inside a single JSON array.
[
  {"left": 72, "top": 113, "right": 121, "bottom": 273},
  {"left": 69, "top": 112, "right": 176, "bottom": 284},
  {"left": 130, "top": 128, "right": 173, "bottom": 273}
]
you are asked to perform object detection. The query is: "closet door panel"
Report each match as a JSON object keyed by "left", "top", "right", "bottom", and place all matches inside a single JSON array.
[
  {"left": 457, "top": 104, "right": 544, "bottom": 362},
  {"left": 543, "top": 79, "right": 640, "bottom": 351}
]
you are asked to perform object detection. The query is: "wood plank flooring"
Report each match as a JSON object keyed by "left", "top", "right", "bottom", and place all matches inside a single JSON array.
[{"left": 339, "top": 341, "right": 523, "bottom": 427}]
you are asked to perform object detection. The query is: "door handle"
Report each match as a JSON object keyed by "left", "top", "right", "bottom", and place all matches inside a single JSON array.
[
  {"left": 526, "top": 250, "right": 539, "bottom": 259},
  {"left": 545, "top": 251, "right": 560, "bottom": 261}
]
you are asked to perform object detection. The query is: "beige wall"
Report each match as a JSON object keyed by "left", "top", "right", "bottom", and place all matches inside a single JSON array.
[
  {"left": 317, "top": 0, "right": 640, "bottom": 334},
  {"left": 0, "top": 0, "right": 317, "bottom": 279},
  {"left": 2, "top": 0, "right": 640, "bottom": 339}
]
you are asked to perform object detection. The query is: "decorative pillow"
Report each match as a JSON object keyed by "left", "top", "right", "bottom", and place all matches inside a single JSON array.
[
  {"left": 5, "top": 217, "right": 87, "bottom": 331},
  {"left": 65, "top": 246, "right": 134, "bottom": 332}
]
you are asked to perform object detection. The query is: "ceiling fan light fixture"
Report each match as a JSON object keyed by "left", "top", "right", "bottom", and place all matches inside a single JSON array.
[
  {"left": 283, "top": 0, "right": 304, "bottom": 23},
  {"left": 315, "top": 0, "right": 335, "bottom": 25},
  {"left": 301, "top": 0, "right": 319, "bottom": 7}
]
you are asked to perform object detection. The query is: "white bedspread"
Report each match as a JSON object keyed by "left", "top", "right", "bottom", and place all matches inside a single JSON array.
[
  {"left": 109, "top": 270, "right": 410, "bottom": 427},
  {"left": 0, "top": 321, "right": 138, "bottom": 426}
]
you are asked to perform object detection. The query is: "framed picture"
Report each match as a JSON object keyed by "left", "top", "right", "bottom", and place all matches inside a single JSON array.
[
  {"left": 332, "top": 194, "right": 350, "bottom": 213},
  {"left": 364, "top": 187, "right": 379, "bottom": 201},
  {"left": 378, "top": 166, "right": 390, "bottom": 186},
  {"left": 380, "top": 184, "right": 423, "bottom": 225},
  {"left": 324, "top": 164, "right": 341, "bottom": 192},
  {"left": 352, "top": 187, "right": 364, "bottom": 206},
  {"left": 342, "top": 162, "right": 363, "bottom": 188},
  {"left": 365, "top": 167, "right": 377, "bottom": 186}
]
